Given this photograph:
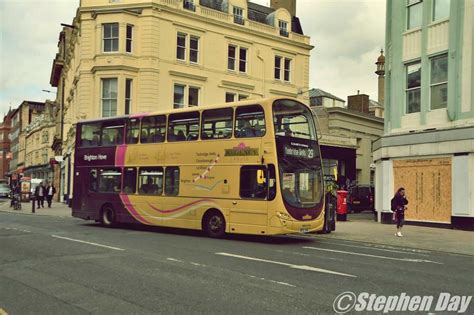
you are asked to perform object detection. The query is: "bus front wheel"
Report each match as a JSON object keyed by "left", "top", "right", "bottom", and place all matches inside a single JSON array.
[
  {"left": 203, "top": 210, "right": 226, "bottom": 238},
  {"left": 100, "top": 205, "right": 116, "bottom": 227}
]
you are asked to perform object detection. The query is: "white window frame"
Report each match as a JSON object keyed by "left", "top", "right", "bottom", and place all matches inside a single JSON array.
[
  {"left": 177, "top": 32, "right": 200, "bottom": 64},
  {"left": 274, "top": 55, "right": 292, "bottom": 82},
  {"left": 432, "top": 0, "right": 450, "bottom": 21},
  {"left": 177, "top": 33, "right": 187, "bottom": 61},
  {"left": 406, "top": 0, "right": 423, "bottom": 30},
  {"left": 228, "top": 44, "right": 248, "bottom": 73},
  {"left": 233, "top": 6, "right": 244, "bottom": 25},
  {"left": 126, "top": 24, "right": 133, "bottom": 53},
  {"left": 279, "top": 20, "right": 289, "bottom": 37},
  {"left": 101, "top": 78, "right": 118, "bottom": 117},
  {"left": 189, "top": 35, "right": 199, "bottom": 64},
  {"left": 125, "top": 78, "right": 133, "bottom": 115},
  {"left": 405, "top": 61, "right": 421, "bottom": 114},
  {"left": 103, "top": 23, "right": 119, "bottom": 53},
  {"left": 174, "top": 84, "right": 200, "bottom": 108},
  {"left": 225, "top": 92, "right": 248, "bottom": 103},
  {"left": 429, "top": 54, "right": 448, "bottom": 110}
]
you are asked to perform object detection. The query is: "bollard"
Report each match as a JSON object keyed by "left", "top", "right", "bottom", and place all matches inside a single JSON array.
[{"left": 31, "top": 195, "right": 36, "bottom": 213}]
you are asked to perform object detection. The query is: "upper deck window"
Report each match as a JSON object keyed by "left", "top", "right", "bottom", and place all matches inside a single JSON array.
[
  {"left": 201, "top": 108, "right": 233, "bottom": 140},
  {"left": 168, "top": 111, "right": 200, "bottom": 142},
  {"left": 126, "top": 118, "right": 140, "bottom": 144},
  {"left": 101, "top": 122, "right": 124, "bottom": 146},
  {"left": 141, "top": 115, "right": 166, "bottom": 143},
  {"left": 273, "top": 99, "right": 316, "bottom": 140},
  {"left": 235, "top": 105, "right": 266, "bottom": 138},
  {"left": 80, "top": 123, "right": 101, "bottom": 147}
]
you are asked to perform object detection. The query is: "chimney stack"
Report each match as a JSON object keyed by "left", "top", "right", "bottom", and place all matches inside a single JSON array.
[
  {"left": 270, "top": 0, "right": 296, "bottom": 16},
  {"left": 348, "top": 93, "right": 370, "bottom": 114}
]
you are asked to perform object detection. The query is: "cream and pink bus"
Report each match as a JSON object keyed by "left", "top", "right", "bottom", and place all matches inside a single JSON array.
[{"left": 72, "top": 97, "right": 326, "bottom": 237}]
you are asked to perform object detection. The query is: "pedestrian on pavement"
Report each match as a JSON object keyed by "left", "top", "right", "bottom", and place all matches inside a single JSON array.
[
  {"left": 35, "top": 182, "right": 46, "bottom": 208},
  {"left": 391, "top": 187, "right": 408, "bottom": 237},
  {"left": 46, "top": 182, "right": 56, "bottom": 208}
]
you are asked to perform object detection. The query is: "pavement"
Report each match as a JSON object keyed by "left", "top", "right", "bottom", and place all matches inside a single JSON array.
[
  {"left": 0, "top": 199, "right": 71, "bottom": 218},
  {"left": 1, "top": 200, "right": 472, "bottom": 256}
]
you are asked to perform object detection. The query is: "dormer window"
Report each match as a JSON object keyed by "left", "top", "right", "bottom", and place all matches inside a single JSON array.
[
  {"left": 279, "top": 20, "right": 289, "bottom": 37},
  {"left": 183, "top": 0, "right": 196, "bottom": 11},
  {"left": 233, "top": 7, "right": 244, "bottom": 25}
]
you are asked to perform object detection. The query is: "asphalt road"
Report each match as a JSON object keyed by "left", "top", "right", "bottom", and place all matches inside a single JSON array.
[{"left": 1, "top": 211, "right": 473, "bottom": 314}]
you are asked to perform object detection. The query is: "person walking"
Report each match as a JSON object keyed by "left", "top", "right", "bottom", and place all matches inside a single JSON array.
[
  {"left": 391, "top": 187, "right": 408, "bottom": 237},
  {"left": 46, "top": 182, "right": 56, "bottom": 208},
  {"left": 35, "top": 182, "right": 46, "bottom": 208}
]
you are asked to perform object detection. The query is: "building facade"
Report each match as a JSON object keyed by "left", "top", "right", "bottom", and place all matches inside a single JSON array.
[
  {"left": 310, "top": 89, "right": 384, "bottom": 188},
  {"left": 8, "top": 101, "right": 46, "bottom": 178},
  {"left": 51, "top": 0, "right": 313, "bottom": 202},
  {"left": 374, "top": 0, "right": 474, "bottom": 229},
  {"left": 0, "top": 111, "right": 13, "bottom": 180},
  {"left": 24, "top": 101, "right": 57, "bottom": 184}
]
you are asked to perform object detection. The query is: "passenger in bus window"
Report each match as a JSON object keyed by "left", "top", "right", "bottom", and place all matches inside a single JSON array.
[
  {"left": 254, "top": 124, "right": 265, "bottom": 136},
  {"left": 141, "top": 129, "right": 148, "bottom": 143},
  {"left": 140, "top": 177, "right": 159, "bottom": 194},
  {"left": 92, "top": 132, "right": 100, "bottom": 146},
  {"left": 176, "top": 130, "right": 186, "bottom": 141},
  {"left": 115, "top": 129, "right": 123, "bottom": 144},
  {"left": 239, "top": 120, "right": 255, "bottom": 137}
]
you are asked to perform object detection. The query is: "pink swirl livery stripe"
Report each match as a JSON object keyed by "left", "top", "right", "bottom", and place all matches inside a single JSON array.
[
  {"left": 130, "top": 112, "right": 150, "bottom": 119},
  {"left": 120, "top": 193, "right": 153, "bottom": 225},
  {"left": 148, "top": 199, "right": 215, "bottom": 214},
  {"left": 115, "top": 145, "right": 127, "bottom": 167}
]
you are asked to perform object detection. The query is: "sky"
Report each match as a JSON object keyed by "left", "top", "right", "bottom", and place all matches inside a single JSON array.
[{"left": 0, "top": 0, "right": 386, "bottom": 115}]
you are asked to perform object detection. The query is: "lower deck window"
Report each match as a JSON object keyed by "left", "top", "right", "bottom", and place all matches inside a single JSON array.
[{"left": 240, "top": 166, "right": 267, "bottom": 199}]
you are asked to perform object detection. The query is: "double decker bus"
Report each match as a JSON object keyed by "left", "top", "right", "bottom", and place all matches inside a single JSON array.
[{"left": 72, "top": 97, "right": 326, "bottom": 237}]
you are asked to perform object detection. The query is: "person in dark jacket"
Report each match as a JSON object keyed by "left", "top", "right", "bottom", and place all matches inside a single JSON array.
[
  {"left": 391, "top": 187, "right": 408, "bottom": 237},
  {"left": 45, "top": 182, "right": 56, "bottom": 208},
  {"left": 35, "top": 182, "right": 46, "bottom": 208}
]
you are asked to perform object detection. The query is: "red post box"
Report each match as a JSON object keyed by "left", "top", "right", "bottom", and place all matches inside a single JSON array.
[{"left": 336, "top": 190, "right": 348, "bottom": 221}]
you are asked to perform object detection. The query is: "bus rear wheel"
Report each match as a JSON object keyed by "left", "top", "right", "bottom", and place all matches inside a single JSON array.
[
  {"left": 203, "top": 210, "right": 226, "bottom": 238},
  {"left": 100, "top": 205, "right": 116, "bottom": 227}
]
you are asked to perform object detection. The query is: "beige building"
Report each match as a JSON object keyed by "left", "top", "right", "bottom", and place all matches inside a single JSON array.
[
  {"left": 50, "top": 0, "right": 313, "bottom": 202},
  {"left": 24, "top": 101, "right": 56, "bottom": 183},
  {"left": 9, "top": 101, "right": 46, "bottom": 177}
]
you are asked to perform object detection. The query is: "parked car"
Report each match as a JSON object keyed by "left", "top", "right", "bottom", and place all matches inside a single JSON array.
[
  {"left": 348, "top": 185, "right": 374, "bottom": 213},
  {"left": 0, "top": 183, "right": 10, "bottom": 198}
]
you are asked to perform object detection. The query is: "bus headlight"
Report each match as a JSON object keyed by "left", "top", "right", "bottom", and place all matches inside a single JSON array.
[{"left": 276, "top": 212, "right": 291, "bottom": 220}]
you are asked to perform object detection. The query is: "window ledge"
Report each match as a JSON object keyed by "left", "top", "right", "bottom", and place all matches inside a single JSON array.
[
  {"left": 403, "top": 27, "right": 422, "bottom": 36},
  {"left": 428, "top": 18, "right": 449, "bottom": 28}
]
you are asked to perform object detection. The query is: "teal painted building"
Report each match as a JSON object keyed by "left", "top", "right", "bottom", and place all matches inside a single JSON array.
[{"left": 373, "top": 0, "right": 474, "bottom": 229}]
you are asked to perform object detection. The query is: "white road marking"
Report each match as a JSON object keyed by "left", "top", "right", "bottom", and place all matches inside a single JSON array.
[
  {"left": 166, "top": 258, "right": 184, "bottom": 263},
  {"left": 302, "top": 246, "right": 442, "bottom": 264},
  {"left": 247, "top": 274, "right": 296, "bottom": 287},
  {"left": 216, "top": 252, "right": 356, "bottom": 278},
  {"left": 311, "top": 236, "right": 431, "bottom": 254},
  {"left": 317, "top": 241, "right": 429, "bottom": 256},
  {"left": 2, "top": 227, "right": 30, "bottom": 233},
  {"left": 190, "top": 262, "right": 206, "bottom": 267},
  {"left": 51, "top": 235, "right": 124, "bottom": 251}
]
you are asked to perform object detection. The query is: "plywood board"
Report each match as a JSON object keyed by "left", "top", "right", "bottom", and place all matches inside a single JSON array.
[{"left": 393, "top": 158, "right": 451, "bottom": 223}]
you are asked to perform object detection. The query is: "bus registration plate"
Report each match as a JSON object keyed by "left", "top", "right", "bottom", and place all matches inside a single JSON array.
[{"left": 300, "top": 228, "right": 309, "bottom": 233}]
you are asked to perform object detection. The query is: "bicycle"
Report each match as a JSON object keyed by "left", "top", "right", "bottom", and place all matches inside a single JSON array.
[{"left": 12, "top": 193, "right": 21, "bottom": 210}]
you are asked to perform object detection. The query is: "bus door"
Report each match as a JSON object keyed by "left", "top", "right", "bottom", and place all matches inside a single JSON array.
[{"left": 229, "top": 165, "right": 270, "bottom": 234}]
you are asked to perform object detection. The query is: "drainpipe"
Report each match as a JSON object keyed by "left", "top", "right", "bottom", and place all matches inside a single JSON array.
[{"left": 257, "top": 50, "right": 266, "bottom": 97}]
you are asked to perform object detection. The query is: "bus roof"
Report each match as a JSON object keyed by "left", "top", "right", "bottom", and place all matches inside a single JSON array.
[{"left": 77, "top": 97, "right": 303, "bottom": 124}]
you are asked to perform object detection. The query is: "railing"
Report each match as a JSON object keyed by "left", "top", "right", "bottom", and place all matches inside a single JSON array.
[
  {"left": 233, "top": 15, "right": 244, "bottom": 25},
  {"left": 199, "top": 6, "right": 230, "bottom": 21},
  {"left": 155, "top": 0, "right": 309, "bottom": 44}
]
